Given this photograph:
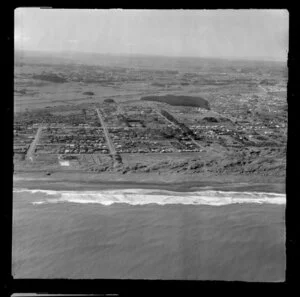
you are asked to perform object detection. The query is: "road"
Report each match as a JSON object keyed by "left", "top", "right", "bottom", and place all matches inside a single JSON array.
[
  {"left": 95, "top": 107, "right": 116, "bottom": 155},
  {"left": 116, "top": 104, "right": 123, "bottom": 116},
  {"left": 26, "top": 126, "right": 43, "bottom": 161},
  {"left": 156, "top": 109, "right": 205, "bottom": 150},
  {"left": 259, "top": 85, "right": 268, "bottom": 93}
]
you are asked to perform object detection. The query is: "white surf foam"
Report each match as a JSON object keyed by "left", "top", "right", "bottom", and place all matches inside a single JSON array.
[
  {"left": 13, "top": 188, "right": 59, "bottom": 196},
  {"left": 13, "top": 188, "right": 286, "bottom": 206}
]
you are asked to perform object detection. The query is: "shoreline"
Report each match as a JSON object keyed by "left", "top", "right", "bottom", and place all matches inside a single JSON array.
[{"left": 13, "top": 172, "right": 286, "bottom": 194}]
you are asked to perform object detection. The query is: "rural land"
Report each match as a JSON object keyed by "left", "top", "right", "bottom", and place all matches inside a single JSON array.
[{"left": 13, "top": 51, "right": 287, "bottom": 191}]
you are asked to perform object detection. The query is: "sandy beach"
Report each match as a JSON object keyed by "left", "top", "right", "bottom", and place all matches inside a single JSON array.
[{"left": 13, "top": 171, "right": 286, "bottom": 194}]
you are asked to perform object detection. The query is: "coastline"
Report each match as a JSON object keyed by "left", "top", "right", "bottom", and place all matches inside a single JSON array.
[{"left": 13, "top": 171, "right": 286, "bottom": 193}]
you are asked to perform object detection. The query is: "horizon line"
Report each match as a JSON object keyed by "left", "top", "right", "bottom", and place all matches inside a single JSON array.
[{"left": 15, "top": 48, "right": 287, "bottom": 63}]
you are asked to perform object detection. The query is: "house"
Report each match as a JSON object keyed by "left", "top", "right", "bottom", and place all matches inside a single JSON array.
[{"left": 59, "top": 160, "right": 70, "bottom": 166}]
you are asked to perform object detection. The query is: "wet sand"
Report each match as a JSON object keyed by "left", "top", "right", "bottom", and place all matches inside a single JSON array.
[{"left": 13, "top": 171, "right": 286, "bottom": 193}]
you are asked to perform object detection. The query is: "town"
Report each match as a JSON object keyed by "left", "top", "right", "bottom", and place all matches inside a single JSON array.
[
  {"left": 14, "top": 94, "right": 287, "bottom": 176},
  {"left": 13, "top": 55, "right": 287, "bottom": 176}
]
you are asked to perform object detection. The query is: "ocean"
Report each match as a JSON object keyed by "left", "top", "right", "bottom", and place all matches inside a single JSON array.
[{"left": 12, "top": 188, "right": 286, "bottom": 281}]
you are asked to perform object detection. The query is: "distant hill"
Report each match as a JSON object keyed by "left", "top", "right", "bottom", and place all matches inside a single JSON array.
[
  {"left": 14, "top": 50, "right": 286, "bottom": 72},
  {"left": 140, "top": 94, "right": 210, "bottom": 109}
]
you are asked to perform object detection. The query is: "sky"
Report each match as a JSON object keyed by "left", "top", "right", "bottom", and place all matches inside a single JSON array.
[{"left": 14, "top": 9, "right": 289, "bottom": 61}]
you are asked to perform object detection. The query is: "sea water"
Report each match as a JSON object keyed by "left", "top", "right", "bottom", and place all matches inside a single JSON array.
[{"left": 12, "top": 188, "right": 286, "bottom": 281}]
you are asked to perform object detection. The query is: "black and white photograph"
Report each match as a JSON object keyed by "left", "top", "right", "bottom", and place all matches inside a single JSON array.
[{"left": 13, "top": 9, "right": 288, "bottom": 282}]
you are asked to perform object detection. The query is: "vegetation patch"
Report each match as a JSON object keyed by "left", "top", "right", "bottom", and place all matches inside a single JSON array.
[{"left": 141, "top": 94, "right": 210, "bottom": 109}]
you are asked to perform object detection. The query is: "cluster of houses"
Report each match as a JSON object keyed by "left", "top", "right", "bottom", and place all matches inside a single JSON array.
[
  {"left": 36, "top": 143, "right": 109, "bottom": 155},
  {"left": 36, "top": 127, "right": 109, "bottom": 155},
  {"left": 102, "top": 104, "right": 166, "bottom": 129},
  {"left": 108, "top": 126, "right": 201, "bottom": 154},
  {"left": 190, "top": 119, "right": 285, "bottom": 148},
  {"left": 16, "top": 105, "right": 101, "bottom": 127},
  {"left": 13, "top": 124, "right": 38, "bottom": 154},
  {"left": 14, "top": 91, "right": 286, "bottom": 162}
]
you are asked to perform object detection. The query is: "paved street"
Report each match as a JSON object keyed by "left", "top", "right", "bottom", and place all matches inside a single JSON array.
[{"left": 95, "top": 107, "right": 116, "bottom": 155}]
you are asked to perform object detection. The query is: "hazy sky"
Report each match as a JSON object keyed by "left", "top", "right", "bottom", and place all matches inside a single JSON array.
[{"left": 14, "top": 9, "right": 289, "bottom": 61}]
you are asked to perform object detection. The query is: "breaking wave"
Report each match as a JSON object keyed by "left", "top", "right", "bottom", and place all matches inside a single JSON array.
[{"left": 13, "top": 188, "right": 286, "bottom": 206}]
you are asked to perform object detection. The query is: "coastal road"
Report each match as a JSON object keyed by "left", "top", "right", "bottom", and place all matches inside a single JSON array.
[
  {"left": 95, "top": 107, "right": 116, "bottom": 155},
  {"left": 26, "top": 126, "right": 43, "bottom": 162}
]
